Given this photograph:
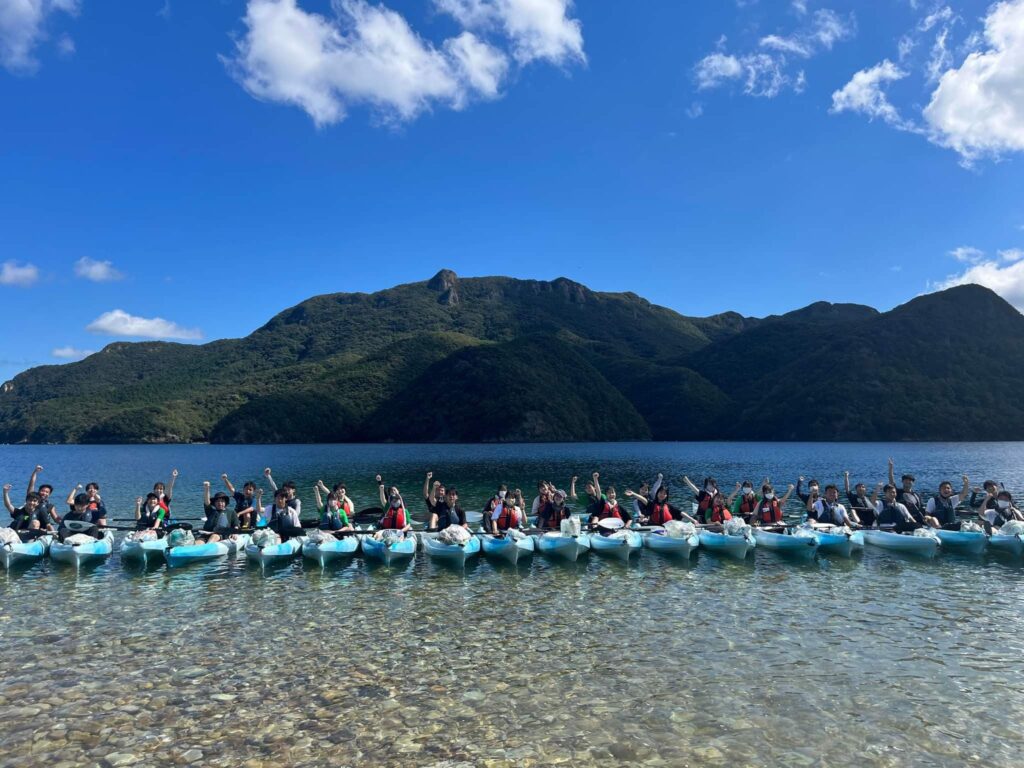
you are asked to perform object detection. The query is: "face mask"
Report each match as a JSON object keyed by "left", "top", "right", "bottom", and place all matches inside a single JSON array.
[
  {"left": 498, "top": 490, "right": 507, "bottom": 499},
  {"left": 998, "top": 500, "right": 1010, "bottom": 510},
  {"left": 705, "top": 485, "right": 714, "bottom": 493},
  {"left": 810, "top": 487, "right": 819, "bottom": 495},
  {"left": 742, "top": 487, "right": 752, "bottom": 495},
  {"left": 390, "top": 499, "right": 401, "bottom": 508},
  {"left": 764, "top": 492, "right": 775, "bottom": 500}
]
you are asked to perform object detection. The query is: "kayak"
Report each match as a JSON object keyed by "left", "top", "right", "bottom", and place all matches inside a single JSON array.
[
  {"left": 1, "top": 534, "right": 53, "bottom": 569},
  {"left": 698, "top": 529, "right": 754, "bottom": 560},
  {"left": 480, "top": 533, "right": 535, "bottom": 564},
  {"left": 423, "top": 534, "right": 481, "bottom": 567},
  {"left": 862, "top": 529, "right": 939, "bottom": 557},
  {"left": 167, "top": 534, "right": 251, "bottom": 568},
  {"left": 360, "top": 532, "right": 416, "bottom": 565},
  {"left": 245, "top": 536, "right": 306, "bottom": 567},
  {"left": 589, "top": 530, "right": 642, "bottom": 561},
  {"left": 809, "top": 525, "right": 864, "bottom": 558},
  {"left": 120, "top": 535, "right": 169, "bottom": 565},
  {"left": 302, "top": 535, "right": 359, "bottom": 567},
  {"left": 642, "top": 528, "right": 699, "bottom": 558},
  {"left": 534, "top": 532, "right": 591, "bottom": 562},
  {"left": 50, "top": 531, "right": 115, "bottom": 568},
  {"left": 752, "top": 527, "right": 818, "bottom": 560},
  {"left": 989, "top": 529, "right": 1024, "bottom": 557},
  {"left": 934, "top": 528, "right": 988, "bottom": 555}
]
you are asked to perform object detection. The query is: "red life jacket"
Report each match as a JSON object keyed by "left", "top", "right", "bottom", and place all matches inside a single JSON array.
[
  {"left": 599, "top": 502, "right": 623, "bottom": 521},
  {"left": 495, "top": 504, "right": 517, "bottom": 531},
  {"left": 648, "top": 502, "right": 674, "bottom": 526},
  {"left": 380, "top": 506, "right": 406, "bottom": 530},
  {"left": 739, "top": 495, "right": 758, "bottom": 518},
  {"left": 757, "top": 498, "right": 782, "bottom": 524},
  {"left": 708, "top": 505, "right": 732, "bottom": 524}
]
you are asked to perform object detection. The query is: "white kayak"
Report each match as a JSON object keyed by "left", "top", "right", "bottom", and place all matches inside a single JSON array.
[
  {"left": 698, "top": 529, "right": 754, "bottom": 560},
  {"left": 589, "top": 530, "right": 642, "bottom": 561},
  {"left": 422, "top": 535, "right": 481, "bottom": 567},
  {"left": 120, "top": 535, "right": 169, "bottom": 565},
  {"left": 245, "top": 536, "right": 306, "bottom": 567},
  {"left": 360, "top": 532, "right": 417, "bottom": 565},
  {"left": 752, "top": 527, "right": 818, "bottom": 560},
  {"left": 642, "top": 529, "right": 699, "bottom": 558},
  {"left": 301, "top": 534, "right": 359, "bottom": 567},
  {"left": 934, "top": 528, "right": 988, "bottom": 555},
  {"left": 167, "top": 534, "right": 251, "bottom": 568},
  {"left": 1, "top": 534, "right": 53, "bottom": 569},
  {"left": 989, "top": 528, "right": 1024, "bottom": 557},
  {"left": 863, "top": 529, "right": 939, "bottom": 557},
  {"left": 808, "top": 525, "right": 864, "bottom": 558},
  {"left": 480, "top": 533, "right": 535, "bottom": 564},
  {"left": 50, "top": 530, "right": 115, "bottom": 568},
  {"left": 533, "top": 532, "right": 591, "bottom": 562}
]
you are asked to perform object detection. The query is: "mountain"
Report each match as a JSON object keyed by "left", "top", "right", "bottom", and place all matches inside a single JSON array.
[{"left": 1, "top": 273, "right": 1021, "bottom": 443}]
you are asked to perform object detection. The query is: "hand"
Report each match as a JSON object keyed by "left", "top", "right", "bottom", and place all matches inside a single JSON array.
[
  {"left": 34, "top": 465, "right": 43, "bottom": 473},
  {"left": 264, "top": 468, "right": 272, "bottom": 477},
  {"left": 875, "top": 482, "right": 884, "bottom": 489},
  {"left": 592, "top": 472, "right": 599, "bottom": 479},
  {"left": 798, "top": 475, "right": 804, "bottom": 482},
  {"left": 172, "top": 469, "right": 179, "bottom": 478},
  {"left": 514, "top": 488, "right": 521, "bottom": 496},
  {"left": 962, "top": 474, "right": 969, "bottom": 484},
  {"left": 136, "top": 497, "right": 143, "bottom": 505},
  {"left": 426, "top": 471, "right": 432, "bottom": 480},
  {"left": 2, "top": 484, "right": 10, "bottom": 492},
  {"left": 375, "top": 474, "right": 382, "bottom": 483},
  {"left": 203, "top": 481, "right": 211, "bottom": 488},
  {"left": 734, "top": 482, "right": 741, "bottom": 491},
  {"left": 888, "top": 457, "right": 894, "bottom": 468},
  {"left": 221, "top": 473, "right": 228, "bottom": 481},
  {"left": 788, "top": 484, "right": 795, "bottom": 491},
  {"left": 657, "top": 473, "right": 663, "bottom": 480},
  {"left": 77, "top": 483, "right": 83, "bottom": 489},
  {"left": 844, "top": 470, "right": 849, "bottom": 478},
  {"left": 571, "top": 475, "right": 578, "bottom": 483},
  {"left": 432, "top": 480, "right": 440, "bottom": 488},
  {"left": 256, "top": 489, "right": 263, "bottom": 497}
]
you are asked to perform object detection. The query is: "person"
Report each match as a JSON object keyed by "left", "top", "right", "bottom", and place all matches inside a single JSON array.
[
  {"left": 872, "top": 483, "right": 919, "bottom": 533},
  {"left": 751, "top": 483, "right": 796, "bottom": 527},
  {"left": 26, "top": 465, "right": 60, "bottom": 526},
  {"left": 977, "top": 489, "right": 1024, "bottom": 533},
  {"left": 314, "top": 482, "right": 353, "bottom": 532},
  {"left": 730, "top": 481, "right": 760, "bottom": 523},
  {"left": 682, "top": 475, "right": 718, "bottom": 524},
  {"left": 483, "top": 485, "right": 508, "bottom": 517},
  {"left": 626, "top": 484, "right": 697, "bottom": 526},
  {"left": 320, "top": 481, "right": 354, "bottom": 517},
  {"left": 428, "top": 486, "right": 468, "bottom": 530},
  {"left": 926, "top": 475, "right": 971, "bottom": 530},
  {"left": 703, "top": 493, "right": 733, "bottom": 530},
  {"left": 537, "top": 489, "right": 571, "bottom": 531},
  {"left": 58, "top": 493, "right": 103, "bottom": 541},
  {"left": 377, "top": 484, "right": 412, "bottom": 533},
  {"left": 795, "top": 476, "right": 820, "bottom": 506},
  {"left": 888, "top": 458, "right": 932, "bottom": 526},
  {"left": 582, "top": 473, "right": 606, "bottom": 521},
  {"left": 532, "top": 482, "right": 552, "bottom": 519},
  {"left": 200, "top": 482, "right": 242, "bottom": 543},
  {"left": 264, "top": 468, "right": 301, "bottom": 513},
  {"left": 2, "top": 485, "right": 52, "bottom": 536},
  {"left": 152, "top": 468, "right": 178, "bottom": 510},
  {"left": 65, "top": 481, "right": 107, "bottom": 523},
  {"left": 260, "top": 488, "right": 304, "bottom": 540},
  {"left": 587, "top": 476, "right": 632, "bottom": 533},
  {"left": 629, "top": 474, "right": 662, "bottom": 520},
  {"left": 222, "top": 474, "right": 258, "bottom": 527},
  {"left": 423, "top": 472, "right": 446, "bottom": 520},
  {"left": 844, "top": 471, "right": 876, "bottom": 528},
  {"left": 969, "top": 480, "right": 1000, "bottom": 512},
  {"left": 490, "top": 489, "right": 527, "bottom": 534},
  {"left": 808, "top": 484, "right": 860, "bottom": 527},
  {"left": 134, "top": 493, "right": 169, "bottom": 532}
]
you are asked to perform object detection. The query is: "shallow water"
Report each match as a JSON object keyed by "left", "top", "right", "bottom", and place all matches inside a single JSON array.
[{"left": 1, "top": 443, "right": 1022, "bottom": 766}]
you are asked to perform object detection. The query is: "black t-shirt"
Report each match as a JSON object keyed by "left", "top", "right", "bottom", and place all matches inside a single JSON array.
[
  {"left": 10, "top": 506, "right": 47, "bottom": 530},
  {"left": 433, "top": 501, "right": 466, "bottom": 529},
  {"left": 233, "top": 491, "right": 254, "bottom": 513},
  {"left": 67, "top": 504, "right": 105, "bottom": 524},
  {"left": 896, "top": 490, "right": 924, "bottom": 521},
  {"left": 204, "top": 504, "right": 239, "bottom": 532}
]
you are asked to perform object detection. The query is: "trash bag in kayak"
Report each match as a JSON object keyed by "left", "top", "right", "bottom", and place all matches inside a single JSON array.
[
  {"left": 167, "top": 528, "right": 195, "bottom": 548},
  {"left": 663, "top": 520, "right": 696, "bottom": 538},
  {"left": 0, "top": 527, "right": 20, "bottom": 545},
  {"left": 438, "top": 525, "right": 471, "bottom": 545},
  {"left": 251, "top": 529, "right": 282, "bottom": 547}
]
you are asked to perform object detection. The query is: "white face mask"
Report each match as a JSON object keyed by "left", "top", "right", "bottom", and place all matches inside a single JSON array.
[
  {"left": 742, "top": 487, "right": 753, "bottom": 495},
  {"left": 498, "top": 490, "right": 507, "bottom": 499},
  {"left": 705, "top": 484, "right": 714, "bottom": 493},
  {"left": 764, "top": 492, "right": 775, "bottom": 500},
  {"left": 998, "top": 500, "right": 1010, "bottom": 510}
]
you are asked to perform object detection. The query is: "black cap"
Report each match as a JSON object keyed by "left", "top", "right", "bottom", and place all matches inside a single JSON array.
[{"left": 73, "top": 493, "right": 90, "bottom": 506}]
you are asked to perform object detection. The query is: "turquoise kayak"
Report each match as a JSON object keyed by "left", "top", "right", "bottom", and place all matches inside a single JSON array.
[
  {"left": 50, "top": 531, "right": 114, "bottom": 568},
  {"left": 423, "top": 534, "right": 481, "bottom": 567},
  {"left": 752, "top": 527, "right": 818, "bottom": 560},
  {"left": 301, "top": 534, "right": 358, "bottom": 567},
  {"left": 245, "top": 536, "right": 305, "bottom": 567},
  {"left": 589, "top": 530, "right": 642, "bottom": 561},
  {"left": 808, "top": 525, "right": 864, "bottom": 558},
  {"left": 863, "top": 529, "right": 939, "bottom": 557},
  {"left": 480, "top": 533, "right": 535, "bottom": 564},
  {"left": 698, "top": 529, "right": 754, "bottom": 560},
  {"left": 167, "top": 534, "right": 250, "bottom": 568},
  {"left": 534, "top": 532, "right": 591, "bottom": 562},
  {"left": 120, "top": 535, "right": 168, "bottom": 565},
  {"left": 360, "top": 532, "right": 416, "bottom": 565},
  {"left": 934, "top": 528, "right": 988, "bottom": 555},
  {"left": 642, "top": 529, "right": 698, "bottom": 558},
  {"left": 1, "top": 534, "right": 52, "bottom": 569},
  {"left": 989, "top": 528, "right": 1024, "bottom": 557}
]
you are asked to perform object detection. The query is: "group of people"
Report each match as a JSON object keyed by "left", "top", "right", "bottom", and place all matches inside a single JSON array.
[{"left": 5, "top": 461, "right": 1023, "bottom": 544}]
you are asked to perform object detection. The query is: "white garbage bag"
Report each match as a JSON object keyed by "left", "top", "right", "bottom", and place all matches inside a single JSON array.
[
  {"left": 438, "top": 525, "right": 471, "bottom": 545},
  {"left": 559, "top": 517, "right": 581, "bottom": 536},
  {"left": 663, "top": 520, "right": 695, "bottom": 538},
  {"left": 0, "top": 527, "right": 20, "bottom": 545}
]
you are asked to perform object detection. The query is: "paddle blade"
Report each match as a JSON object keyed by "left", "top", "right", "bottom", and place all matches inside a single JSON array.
[
  {"left": 597, "top": 517, "right": 625, "bottom": 531},
  {"left": 61, "top": 520, "right": 94, "bottom": 533}
]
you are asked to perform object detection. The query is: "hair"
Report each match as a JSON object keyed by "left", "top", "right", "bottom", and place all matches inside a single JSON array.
[
  {"left": 883, "top": 484, "right": 897, "bottom": 494},
  {"left": 997, "top": 490, "right": 1013, "bottom": 501},
  {"left": 606, "top": 485, "right": 617, "bottom": 497},
  {"left": 808, "top": 479, "right": 819, "bottom": 487},
  {"left": 153, "top": 482, "right": 165, "bottom": 490},
  {"left": 702, "top": 477, "right": 717, "bottom": 487},
  {"left": 283, "top": 480, "right": 297, "bottom": 490},
  {"left": 446, "top": 487, "right": 458, "bottom": 496},
  {"left": 498, "top": 484, "right": 507, "bottom": 493},
  {"left": 25, "top": 491, "right": 41, "bottom": 503},
  {"left": 712, "top": 492, "right": 726, "bottom": 506},
  {"left": 741, "top": 480, "right": 753, "bottom": 489},
  {"left": 656, "top": 485, "right": 669, "bottom": 498},
  {"left": 901, "top": 474, "right": 915, "bottom": 482},
  {"left": 762, "top": 484, "right": 774, "bottom": 493},
  {"left": 824, "top": 484, "right": 838, "bottom": 493},
  {"left": 243, "top": 481, "right": 256, "bottom": 491},
  {"left": 332, "top": 483, "right": 346, "bottom": 494},
  {"left": 39, "top": 484, "right": 53, "bottom": 494},
  {"left": 274, "top": 489, "right": 289, "bottom": 501},
  {"left": 939, "top": 480, "right": 953, "bottom": 488},
  {"left": 984, "top": 480, "right": 998, "bottom": 490},
  {"left": 86, "top": 482, "right": 99, "bottom": 492},
  {"left": 146, "top": 492, "right": 160, "bottom": 502}
]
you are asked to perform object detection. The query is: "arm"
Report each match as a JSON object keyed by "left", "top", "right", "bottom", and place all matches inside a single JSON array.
[
  {"left": 870, "top": 483, "right": 883, "bottom": 508},
  {"left": 168, "top": 468, "right": 179, "bottom": 498},
  {"left": 203, "top": 481, "right": 211, "bottom": 507},
  {"left": 960, "top": 474, "right": 970, "bottom": 504},
  {"left": 377, "top": 475, "right": 387, "bottom": 507},
  {"left": 264, "top": 468, "right": 277, "bottom": 492},
  {"left": 423, "top": 471, "right": 433, "bottom": 500},
  {"left": 221, "top": 473, "right": 236, "bottom": 495},
  {"left": 650, "top": 473, "right": 663, "bottom": 498},
  {"left": 28, "top": 465, "right": 42, "bottom": 494},
  {"left": 726, "top": 483, "right": 740, "bottom": 509},
  {"left": 66, "top": 485, "right": 80, "bottom": 506},
  {"left": 843, "top": 506, "right": 860, "bottom": 527},
  {"left": 2, "top": 485, "right": 14, "bottom": 514},
  {"left": 134, "top": 497, "right": 143, "bottom": 521},
  {"left": 569, "top": 475, "right": 578, "bottom": 500},
  {"left": 887, "top": 457, "right": 895, "bottom": 487},
  {"left": 624, "top": 490, "right": 650, "bottom": 506},
  {"left": 591, "top": 472, "right": 601, "bottom": 500},
  {"left": 843, "top": 471, "right": 851, "bottom": 496},
  {"left": 682, "top": 475, "right": 700, "bottom": 494},
  {"left": 778, "top": 484, "right": 795, "bottom": 506},
  {"left": 313, "top": 483, "right": 324, "bottom": 511}
]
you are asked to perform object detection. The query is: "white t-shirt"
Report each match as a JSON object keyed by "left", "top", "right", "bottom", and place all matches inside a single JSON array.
[
  {"left": 813, "top": 499, "right": 847, "bottom": 524},
  {"left": 262, "top": 503, "right": 300, "bottom": 528},
  {"left": 925, "top": 493, "right": 965, "bottom": 514}
]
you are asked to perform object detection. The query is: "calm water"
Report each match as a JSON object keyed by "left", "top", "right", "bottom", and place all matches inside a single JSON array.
[{"left": 1, "top": 443, "right": 1023, "bottom": 767}]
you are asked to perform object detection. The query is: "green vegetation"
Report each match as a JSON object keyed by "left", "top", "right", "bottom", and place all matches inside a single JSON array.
[{"left": 1, "top": 272, "right": 1020, "bottom": 442}]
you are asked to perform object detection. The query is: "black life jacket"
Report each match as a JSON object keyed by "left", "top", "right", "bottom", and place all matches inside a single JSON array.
[
  {"left": 877, "top": 502, "right": 909, "bottom": 528},
  {"left": 931, "top": 495, "right": 956, "bottom": 526},
  {"left": 435, "top": 502, "right": 462, "bottom": 529},
  {"left": 817, "top": 501, "right": 843, "bottom": 526}
]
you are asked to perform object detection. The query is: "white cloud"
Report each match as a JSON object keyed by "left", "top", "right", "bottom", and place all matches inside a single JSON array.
[
  {"left": 436, "top": 0, "right": 585, "bottom": 66},
  {"left": 830, "top": 60, "right": 916, "bottom": 130},
  {"left": 925, "top": 26, "right": 952, "bottom": 83},
  {"left": 695, "top": 52, "right": 789, "bottom": 97},
  {"left": 86, "top": 309, "right": 202, "bottom": 340},
  {"left": 74, "top": 257, "right": 123, "bottom": 282},
  {"left": 51, "top": 346, "right": 94, "bottom": 360},
  {"left": 0, "top": 260, "right": 39, "bottom": 287},
  {"left": 933, "top": 259, "right": 1024, "bottom": 311},
  {"left": 898, "top": 34, "right": 916, "bottom": 61},
  {"left": 0, "top": 0, "right": 79, "bottom": 73},
  {"left": 694, "top": 52, "right": 742, "bottom": 89},
  {"left": 999, "top": 248, "right": 1024, "bottom": 262},
  {"left": 950, "top": 245, "right": 985, "bottom": 263},
  {"left": 792, "top": 0, "right": 808, "bottom": 15},
  {"left": 224, "top": 0, "right": 516, "bottom": 127},
  {"left": 686, "top": 101, "right": 703, "bottom": 119},
  {"left": 923, "top": 0, "right": 1024, "bottom": 162},
  {"left": 760, "top": 34, "right": 811, "bottom": 58},
  {"left": 919, "top": 5, "right": 954, "bottom": 33},
  {"left": 55, "top": 32, "right": 73, "bottom": 56}
]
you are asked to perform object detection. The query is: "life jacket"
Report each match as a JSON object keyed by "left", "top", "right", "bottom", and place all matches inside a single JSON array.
[
  {"left": 598, "top": 502, "right": 623, "bottom": 521},
  {"left": 137, "top": 504, "right": 165, "bottom": 530},
  {"left": 757, "top": 498, "right": 782, "bottom": 524},
  {"left": 877, "top": 502, "right": 910, "bottom": 528},
  {"left": 696, "top": 490, "right": 715, "bottom": 512},
  {"left": 648, "top": 502, "right": 674, "bottom": 526},
  {"left": 993, "top": 505, "right": 1018, "bottom": 527},
  {"left": 495, "top": 503, "right": 518, "bottom": 531},
  {"left": 708, "top": 505, "right": 731, "bottom": 524},
  {"left": 817, "top": 501, "right": 843, "bottom": 526},
  {"left": 538, "top": 502, "right": 565, "bottom": 530},
  {"left": 931, "top": 495, "right": 956, "bottom": 526},
  {"left": 10, "top": 508, "right": 37, "bottom": 531},
  {"left": 380, "top": 505, "right": 407, "bottom": 530},
  {"left": 738, "top": 494, "right": 758, "bottom": 519},
  {"left": 434, "top": 502, "right": 461, "bottom": 529},
  {"left": 897, "top": 490, "right": 922, "bottom": 515}
]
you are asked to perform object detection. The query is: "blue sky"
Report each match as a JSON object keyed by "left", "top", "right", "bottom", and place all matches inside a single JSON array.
[{"left": 2, "top": 0, "right": 1023, "bottom": 383}]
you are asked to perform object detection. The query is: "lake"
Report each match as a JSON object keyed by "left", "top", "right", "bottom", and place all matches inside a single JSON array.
[{"left": 1, "top": 442, "right": 1022, "bottom": 767}]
